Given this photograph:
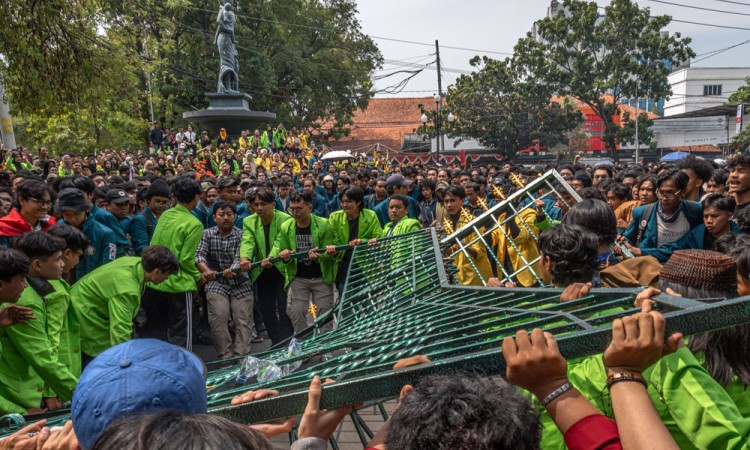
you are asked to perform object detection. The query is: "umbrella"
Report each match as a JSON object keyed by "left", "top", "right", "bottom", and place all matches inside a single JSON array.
[
  {"left": 320, "top": 150, "right": 354, "bottom": 162},
  {"left": 660, "top": 151, "right": 690, "bottom": 162}
]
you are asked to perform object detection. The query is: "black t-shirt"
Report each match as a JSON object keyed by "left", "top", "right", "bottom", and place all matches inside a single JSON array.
[
  {"left": 736, "top": 202, "right": 750, "bottom": 217},
  {"left": 336, "top": 217, "right": 360, "bottom": 284},
  {"left": 263, "top": 223, "right": 272, "bottom": 255},
  {"left": 295, "top": 224, "right": 323, "bottom": 279}
]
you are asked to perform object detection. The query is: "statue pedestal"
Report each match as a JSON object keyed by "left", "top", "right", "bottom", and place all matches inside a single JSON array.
[{"left": 183, "top": 92, "right": 276, "bottom": 139}]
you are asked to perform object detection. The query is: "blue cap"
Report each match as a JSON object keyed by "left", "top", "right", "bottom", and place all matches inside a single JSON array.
[{"left": 71, "top": 339, "right": 207, "bottom": 450}]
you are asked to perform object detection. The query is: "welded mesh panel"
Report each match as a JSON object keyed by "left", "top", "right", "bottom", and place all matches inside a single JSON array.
[
  {"left": 439, "top": 169, "right": 581, "bottom": 286},
  {"left": 6, "top": 228, "right": 750, "bottom": 433}
]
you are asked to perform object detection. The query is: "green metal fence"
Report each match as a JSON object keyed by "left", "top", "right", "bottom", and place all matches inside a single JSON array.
[{"left": 5, "top": 223, "right": 750, "bottom": 438}]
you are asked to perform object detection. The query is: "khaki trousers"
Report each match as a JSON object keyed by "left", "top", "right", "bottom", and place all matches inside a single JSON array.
[
  {"left": 286, "top": 277, "right": 334, "bottom": 332},
  {"left": 206, "top": 291, "right": 254, "bottom": 359}
]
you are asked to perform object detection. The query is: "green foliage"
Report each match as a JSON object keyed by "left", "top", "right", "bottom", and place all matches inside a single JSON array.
[
  {"left": 444, "top": 56, "right": 583, "bottom": 155},
  {"left": 2, "top": 0, "right": 381, "bottom": 153},
  {"left": 515, "top": 0, "right": 694, "bottom": 161},
  {"left": 729, "top": 77, "right": 750, "bottom": 104},
  {"left": 618, "top": 111, "right": 656, "bottom": 150}
]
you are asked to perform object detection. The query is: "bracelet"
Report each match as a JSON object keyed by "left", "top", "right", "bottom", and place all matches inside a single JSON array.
[
  {"left": 606, "top": 371, "right": 647, "bottom": 390},
  {"left": 540, "top": 382, "right": 572, "bottom": 406}
]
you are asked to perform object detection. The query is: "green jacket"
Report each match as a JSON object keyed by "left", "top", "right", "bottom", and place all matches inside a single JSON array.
[
  {"left": 382, "top": 218, "right": 421, "bottom": 236},
  {"left": 148, "top": 204, "right": 202, "bottom": 293},
  {"left": 270, "top": 215, "right": 335, "bottom": 289},
  {"left": 537, "top": 347, "right": 750, "bottom": 450},
  {"left": 0, "top": 279, "right": 78, "bottom": 414},
  {"left": 260, "top": 133, "right": 270, "bottom": 149},
  {"left": 273, "top": 128, "right": 286, "bottom": 148},
  {"left": 46, "top": 279, "right": 81, "bottom": 383},
  {"left": 240, "top": 211, "right": 292, "bottom": 282},
  {"left": 71, "top": 257, "right": 146, "bottom": 357},
  {"left": 328, "top": 209, "right": 383, "bottom": 246}
]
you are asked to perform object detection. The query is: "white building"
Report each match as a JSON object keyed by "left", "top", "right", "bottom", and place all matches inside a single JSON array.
[{"left": 665, "top": 67, "right": 750, "bottom": 117}]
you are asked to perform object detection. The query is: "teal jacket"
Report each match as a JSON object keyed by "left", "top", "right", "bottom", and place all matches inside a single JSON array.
[
  {"left": 239, "top": 210, "right": 292, "bottom": 282},
  {"left": 622, "top": 200, "right": 703, "bottom": 262},
  {"left": 271, "top": 215, "right": 335, "bottom": 289},
  {"left": 372, "top": 196, "right": 420, "bottom": 227},
  {"left": 382, "top": 217, "right": 421, "bottom": 236},
  {"left": 148, "top": 204, "right": 202, "bottom": 293},
  {"left": 71, "top": 257, "right": 146, "bottom": 357},
  {"left": 0, "top": 278, "right": 79, "bottom": 414}
]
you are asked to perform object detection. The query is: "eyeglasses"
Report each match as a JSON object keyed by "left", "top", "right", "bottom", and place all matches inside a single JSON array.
[
  {"left": 655, "top": 190, "right": 681, "bottom": 200},
  {"left": 288, "top": 207, "right": 306, "bottom": 213},
  {"left": 27, "top": 198, "right": 52, "bottom": 208}
]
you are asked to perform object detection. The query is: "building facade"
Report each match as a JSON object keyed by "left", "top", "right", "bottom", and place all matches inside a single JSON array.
[{"left": 665, "top": 67, "right": 750, "bottom": 117}]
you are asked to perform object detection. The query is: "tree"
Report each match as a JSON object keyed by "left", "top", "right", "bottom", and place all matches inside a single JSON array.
[
  {"left": 443, "top": 56, "right": 583, "bottom": 155},
  {"left": 729, "top": 77, "right": 750, "bottom": 151},
  {"left": 2, "top": 0, "right": 382, "bottom": 152},
  {"left": 618, "top": 111, "right": 656, "bottom": 151},
  {"left": 515, "top": 0, "right": 694, "bottom": 162}
]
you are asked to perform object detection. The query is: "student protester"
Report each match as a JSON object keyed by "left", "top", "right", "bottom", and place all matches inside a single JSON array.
[
  {"left": 142, "top": 176, "right": 203, "bottom": 350},
  {"left": 729, "top": 153, "right": 750, "bottom": 215},
  {"left": 239, "top": 187, "right": 294, "bottom": 345},
  {"left": 441, "top": 185, "right": 492, "bottom": 286},
  {"left": 196, "top": 201, "right": 255, "bottom": 360},
  {"left": 130, "top": 179, "right": 170, "bottom": 255},
  {"left": 274, "top": 178, "right": 292, "bottom": 213},
  {"left": 72, "top": 246, "right": 178, "bottom": 365},
  {"left": 302, "top": 178, "right": 328, "bottom": 218},
  {"left": 192, "top": 181, "right": 218, "bottom": 227},
  {"left": 44, "top": 224, "right": 88, "bottom": 381},
  {"left": 417, "top": 179, "right": 438, "bottom": 227},
  {"left": 327, "top": 186, "right": 383, "bottom": 294},
  {"left": 486, "top": 200, "right": 542, "bottom": 288},
  {"left": 98, "top": 189, "right": 131, "bottom": 257},
  {"left": 373, "top": 174, "right": 420, "bottom": 227},
  {"left": 655, "top": 194, "right": 740, "bottom": 256},
  {"left": 272, "top": 191, "right": 336, "bottom": 333},
  {"left": 57, "top": 188, "right": 117, "bottom": 281},
  {"left": 382, "top": 195, "right": 421, "bottom": 237},
  {"left": 706, "top": 169, "right": 728, "bottom": 195},
  {"left": 0, "top": 179, "right": 56, "bottom": 246},
  {"left": 678, "top": 154, "right": 714, "bottom": 202},
  {"left": 622, "top": 169, "right": 703, "bottom": 262},
  {"left": 0, "top": 233, "right": 78, "bottom": 415},
  {"left": 364, "top": 176, "right": 388, "bottom": 210},
  {"left": 537, "top": 224, "right": 599, "bottom": 287}
]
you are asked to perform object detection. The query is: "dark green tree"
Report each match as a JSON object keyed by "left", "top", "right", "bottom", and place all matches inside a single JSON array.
[
  {"left": 515, "top": 0, "right": 694, "bottom": 162},
  {"left": 442, "top": 56, "right": 583, "bottom": 155},
  {"left": 729, "top": 77, "right": 750, "bottom": 151},
  {"left": 618, "top": 111, "right": 656, "bottom": 151}
]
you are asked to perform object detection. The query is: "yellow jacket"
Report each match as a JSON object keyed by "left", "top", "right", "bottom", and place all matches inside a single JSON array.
[
  {"left": 491, "top": 208, "right": 542, "bottom": 287},
  {"left": 450, "top": 209, "right": 493, "bottom": 286}
]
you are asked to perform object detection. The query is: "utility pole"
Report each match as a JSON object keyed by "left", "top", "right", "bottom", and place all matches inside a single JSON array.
[
  {"left": 0, "top": 74, "right": 17, "bottom": 149},
  {"left": 435, "top": 40, "right": 443, "bottom": 163},
  {"left": 635, "top": 84, "right": 639, "bottom": 164},
  {"left": 143, "top": 31, "right": 155, "bottom": 125}
]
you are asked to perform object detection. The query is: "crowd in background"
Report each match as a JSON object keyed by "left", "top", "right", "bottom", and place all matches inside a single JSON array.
[{"left": 1, "top": 123, "right": 750, "bottom": 449}]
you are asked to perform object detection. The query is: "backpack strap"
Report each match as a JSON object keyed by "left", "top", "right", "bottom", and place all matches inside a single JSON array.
[
  {"left": 142, "top": 210, "right": 154, "bottom": 237},
  {"left": 635, "top": 203, "right": 656, "bottom": 247}
]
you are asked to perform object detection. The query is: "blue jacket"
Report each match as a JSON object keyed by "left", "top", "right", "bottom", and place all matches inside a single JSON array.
[
  {"left": 64, "top": 215, "right": 117, "bottom": 280},
  {"left": 311, "top": 192, "right": 329, "bottom": 218},
  {"left": 192, "top": 201, "right": 212, "bottom": 228},
  {"left": 129, "top": 208, "right": 158, "bottom": 255},
  {"left": 234, "top": 201, "right": 249, "bottom": 229},
  {"left": 372, "top": 196, "right": 420, "bottom": 227},
  {"left": 623, "top": 200, "right": 704, "bottom": 263},
  {"left": 658, "top": 222, "right": 742, "bottom": 260},
  {"left": 91, "top": 205, "right": 129, "bottom": 257},
  {"left": 275, "top": 195, "right": 290, "bottom": 214}
]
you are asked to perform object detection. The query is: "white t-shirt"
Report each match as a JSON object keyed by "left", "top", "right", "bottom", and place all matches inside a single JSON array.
[{"left": 657, "top": 212, "right": 690, "bottom": 246}]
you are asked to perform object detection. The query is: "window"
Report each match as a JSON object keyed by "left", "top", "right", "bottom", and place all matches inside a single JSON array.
[{"left": 703, "top": 85, "right": 722, "bottom": 96}]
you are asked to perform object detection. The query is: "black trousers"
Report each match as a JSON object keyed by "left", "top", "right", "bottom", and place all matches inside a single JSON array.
[
  {"left": 140, "top": 287, "right": 194, "bottom": 350},
  {"left": 255, "top": 269, "right": 293, "bottom": 346}
]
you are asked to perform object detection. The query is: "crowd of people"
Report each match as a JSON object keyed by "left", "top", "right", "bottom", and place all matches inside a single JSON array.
[{"left": 0, "top": 122, "right": 750, "bottom": 449}]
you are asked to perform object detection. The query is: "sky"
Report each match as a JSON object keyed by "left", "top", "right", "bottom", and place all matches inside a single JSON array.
[{"left": 356, "top": 0, "right": 750, "bottom": 99}]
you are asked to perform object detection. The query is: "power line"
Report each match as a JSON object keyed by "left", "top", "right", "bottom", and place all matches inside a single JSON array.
[
  {"left": 669, "top": 18, "right": 750, "bottom": 31},
  {"left": 648, "top": 0, "right": 750, "bottom": 16},
  {"left": 182, "top": 5, "right": 513, "bottom": 56},
  {"left": 692, "top": 38, "right": 750, "bottom": 63},
  {"left": 710, "top": 0, "right": 750, "bottom": 6}
]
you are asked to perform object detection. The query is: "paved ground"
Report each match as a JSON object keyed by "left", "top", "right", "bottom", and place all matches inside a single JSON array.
[{"left": 194, "top": 331, "right": 389, "bottom": 449}]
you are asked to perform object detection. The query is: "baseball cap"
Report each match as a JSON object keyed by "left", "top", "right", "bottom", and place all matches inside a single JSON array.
[
  {"left": 323, "top": 175, "right": 335, "bottom": 182},
  {"left": 105, "top": 189, "right": 130, "bottom": 204},
  {"left": 217, "top": 176, "right": 239, "bottom": 189},
  {"left": 200, "top": 181, "right": 214, "bottom": 192},
  {"left": 58, "top": 188, "right": 90, "bottom": 212},
  {"left": 71, "top": 339, "right": 207, "bottom": 450},
  {"left": 386, "top": 173, "right": 413, "bottom": 187}
]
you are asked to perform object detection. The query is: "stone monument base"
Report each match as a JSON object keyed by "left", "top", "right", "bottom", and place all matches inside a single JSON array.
[{"left": 183, "top": 92, "right": 277, "bottom": 139}]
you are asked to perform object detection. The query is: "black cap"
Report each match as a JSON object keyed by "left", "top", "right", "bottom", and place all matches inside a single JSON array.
[
  {"left": 105, "top": 189, "right": 130, "bottom": 204},
  {"left": 146, "top": 179, "right": 171, "bottom": 198},
  {"left": 58, "top": 188, "right": 90, "bottom": 212},
  {"left": 217, "top": 177, "right": 239, "bottom": 189}
]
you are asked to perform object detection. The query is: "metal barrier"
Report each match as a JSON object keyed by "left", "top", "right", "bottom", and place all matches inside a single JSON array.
[{"left": 6, "top": 218, "right": 750, "bottom": 438}]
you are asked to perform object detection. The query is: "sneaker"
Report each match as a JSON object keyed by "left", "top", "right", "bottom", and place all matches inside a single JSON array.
[{"left": 251, "top": 335, "right": 264, "bottom": 344}]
